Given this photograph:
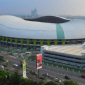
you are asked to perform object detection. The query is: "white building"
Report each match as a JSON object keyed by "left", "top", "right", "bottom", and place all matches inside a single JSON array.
[{"left": 0, "top": 15, "right": 85, "bottom": 49}]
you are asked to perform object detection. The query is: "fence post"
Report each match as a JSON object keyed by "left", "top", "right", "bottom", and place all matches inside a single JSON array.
[
  {"left": 43, "top": 62, "right": 44, "bottom": 64},
  {"left": 34, "top": 60, "right": 36, "bottom": 62},
  {"left": 56, "top": 65, "right": 58, "bottom": 68},
  {"left": 67, "top": 68, "right": 68, "bottom": 71},
  {"left": 47, "top": 63, "right": 48, "bottom": 66},
  {"left": 72, "top": 69, "right": 74, "bottom": 73},
  {"left": 79, "top": 70, "right": 80, "bottom": 74},
  {"left": 62, "top": 67, "right": 63, "bottom": 70}
]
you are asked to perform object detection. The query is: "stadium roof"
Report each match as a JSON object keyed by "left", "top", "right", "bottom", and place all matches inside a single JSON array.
[
  {"left": 25, "top": 16, "right": 70, "bottom": 23},
  {"left": 0, "top": 15, "right": 85, "bottom": 39}
]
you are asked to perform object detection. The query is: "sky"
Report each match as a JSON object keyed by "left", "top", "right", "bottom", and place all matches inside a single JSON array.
[{"left": 0, "top": 0, "right": 85, "bottom": 16}]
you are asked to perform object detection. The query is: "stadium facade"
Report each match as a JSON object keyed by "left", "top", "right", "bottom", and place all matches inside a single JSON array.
[{"left": 0, "top": 15, "right": 85, "bottom": 49}]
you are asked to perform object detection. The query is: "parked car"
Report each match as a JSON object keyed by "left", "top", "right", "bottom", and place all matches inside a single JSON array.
[
  {"left": 0, "top": 65, "right": 4, "bottom": 69},
  {"left": 0, "top": 56, "right": 6, "bottom": 61},
  {"left": 58, "top": 79, "right": 62, "bottom": 83},
  {"left": 55, "top": 77, "right": 62, "bottom": 83},
  {"left": 65, "top": 75, "right": 70, "bottom": 79},
  {"left": 81, "top": 74, "right": 85, "bottom": 78},
  {"left": 13, "top": 64, "right": 19, "bottom": 69},
  {"left": 25, "top": 52, "right": 31, "bottom": 55},
  {"left": 8, "top": 52, "right": 12, "bottom": 55},
  {"left": 55, "top": 77, "right": 58, "bottom": 81},
  {"left": 43, "top": 73, "right": 48, "bottom": 77}
]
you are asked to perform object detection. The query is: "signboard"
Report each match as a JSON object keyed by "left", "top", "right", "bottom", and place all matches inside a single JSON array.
[
  {"left": 36, "top": 54, "right": 42, "bottom": 69},
  {"left": 23, "top": 59, "right": 26, "bottom": 78}
]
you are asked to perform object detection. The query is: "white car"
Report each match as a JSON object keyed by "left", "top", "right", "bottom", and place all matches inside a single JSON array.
[
  {"left": 55, "top": 77, "right": 62, "bottom": 83},
  {"left": 0, "top": 65, "right": 4, "bottom": 69},
  {"left": 13, "top": 64, "right": 19, "bottom": 68}
]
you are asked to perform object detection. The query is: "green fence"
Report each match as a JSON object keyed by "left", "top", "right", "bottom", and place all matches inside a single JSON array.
[
  {"left": 0, "top": 46, "right": 40, "bottom": 54},
  {"left": 27, "top": 58, "right": 85, "bottom": 74}
]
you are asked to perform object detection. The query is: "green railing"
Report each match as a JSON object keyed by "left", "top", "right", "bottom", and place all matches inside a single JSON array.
[{"left": 27, "top": 58, "right": 85, "bottom": 74}]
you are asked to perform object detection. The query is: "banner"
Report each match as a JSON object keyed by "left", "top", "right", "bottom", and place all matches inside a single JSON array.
[
  {"left": 23, "top": 59, "right": 26, "bottom": 78},
  {"left": 36, "top": 54, "right": 42, "bottom": 69}
]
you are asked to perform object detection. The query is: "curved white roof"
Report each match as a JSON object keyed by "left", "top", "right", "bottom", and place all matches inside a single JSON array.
[{"left": 0, "top": 15, "right": 85, "bottom": 39}]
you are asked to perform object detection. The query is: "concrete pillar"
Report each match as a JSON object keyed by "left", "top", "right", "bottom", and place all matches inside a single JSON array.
[
  {"left": 21, "top": 45, "right": 23, "bottom": 48},
  {"left": 34, "top": 46, "right": 36, "bottom": 49},
  {"left": 16, "top": 44, "right": 17, "bottom": 48},
  {"left": 3, "top": 42, "right": 4, "bottom": 46},
  {"left": 11, "top": 43, "right": 12, "bottom": 47},
  {"left": 27, "top": 46, "right": 29, "bottom": 50},
  {"left": 6, "top": 43, "right": 8, "bottom": 46},
  {"left": 82, "top": 40, "right": 84, "bottom": 44},
  {"left": 76, "top": 40, "right": 77, "bottom": 44}
]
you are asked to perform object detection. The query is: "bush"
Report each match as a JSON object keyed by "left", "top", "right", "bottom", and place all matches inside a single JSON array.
[
  {"left": 63, "top": 80, "right": 79, "bottom": 85},
  {"left": 49, "top": 76, "right": 54, "bottom": 80},
  {"left": 29, "top": 70, "right": 36, "bottom": 75},
  {"left": 39, "top": 77, "right": 46, "bottom": 80},
  {"left": 36, "top": 75, "right": 38, "bottom": 78}
]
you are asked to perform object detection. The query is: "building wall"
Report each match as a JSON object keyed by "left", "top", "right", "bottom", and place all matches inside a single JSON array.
[{"left": 43, "top": 50, "right": 85, "bottom": 68}]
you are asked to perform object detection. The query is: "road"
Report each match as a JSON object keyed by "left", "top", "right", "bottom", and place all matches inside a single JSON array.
[{"left": 1, "top": 53, "right": 85, "bottom": 85}]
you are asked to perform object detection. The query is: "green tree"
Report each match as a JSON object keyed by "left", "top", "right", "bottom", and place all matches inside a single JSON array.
[
  {"left": 0, "top": 69, "right": 10, "bottom": 77},
  {"left": 63, "top": 80, "right": 79, "bottom": 85},
  {"left": 19, "top": 77, "right": 29, "bottom": 85},
  {"left": 45, "top": 81, "right": 57, "bottom": 85},
  {"left": 0, "top": 76, "right": 5, "bottom": 85},
  {"left": 38, "top": 80, "right": 45, "bottom": 85},
  {"left": 9, "top": 72, "right": 21, "bottom": 85},
  {"left": 30, "top": 81, "right": 38, "bottom": 85},
  {"left": 0, "top": 70, "right": 10, "bottom": 85}
]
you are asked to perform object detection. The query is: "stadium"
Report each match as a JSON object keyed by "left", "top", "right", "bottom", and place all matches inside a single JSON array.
[{"left": 0, "top": 15, "right": 85, "bottom": 50}]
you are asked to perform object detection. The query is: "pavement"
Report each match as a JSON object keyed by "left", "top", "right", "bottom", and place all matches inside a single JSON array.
[{"left": 0, "top": 53, "right": 85, "bottom": 85}]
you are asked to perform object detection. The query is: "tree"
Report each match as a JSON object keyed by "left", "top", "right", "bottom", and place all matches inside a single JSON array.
[
  {"left": 0, "top": 70, "right": 10, "bottom": 85},
  {"left": 63, "top": 80, "right": 79, "bottom": 85},
  {"left": 8, "top": 72, "right": 21, "bottom": 85},
  {"left": 45, "top": 81, "right": 57, "bottom": 85},
  {"left": 0, "top": 75, "right": 5, "bottom": 85},
  {"left": 19, "top": 77, "right": 29, "bottom": 85},
  {"left": 38, "top": 80, "right": 45, "bottom": 85}
]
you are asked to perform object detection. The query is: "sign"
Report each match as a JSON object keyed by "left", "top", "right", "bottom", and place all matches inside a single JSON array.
[
  {"left": 23, "top": 59, "right": 26, "bottom": 78},
  {"left": 36, "top": 54, "right": 42, "bottom": 69}
]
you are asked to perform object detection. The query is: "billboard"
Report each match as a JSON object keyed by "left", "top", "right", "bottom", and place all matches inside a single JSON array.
[
  {"left": 23, "top": 59, "right": 26, "bottom": 78},
  {"left": 36, "top": 54, "right": 42, "bottom": 69}
]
